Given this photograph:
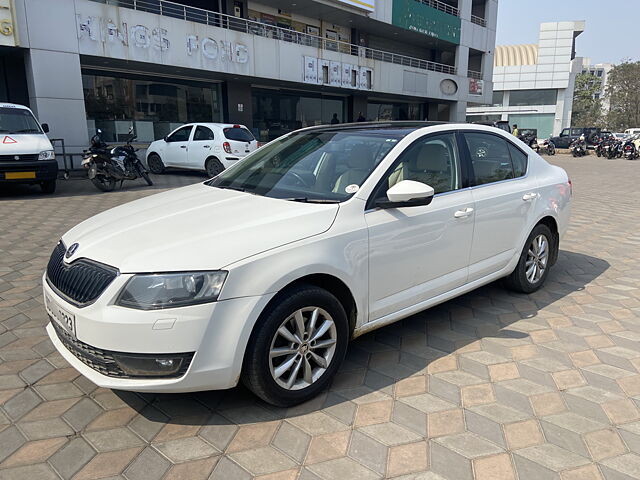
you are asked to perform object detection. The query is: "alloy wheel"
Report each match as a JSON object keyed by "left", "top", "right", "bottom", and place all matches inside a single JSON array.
[
  {"left": 525, "top": 234, "right": 549, "bottom": 284},
  {"left": 268, "top": 307, "right": 337, "bottom": 390}
]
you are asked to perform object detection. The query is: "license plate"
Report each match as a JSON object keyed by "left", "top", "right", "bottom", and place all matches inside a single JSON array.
[
  {"left": 45, "top": 293, "right": 76, "bottom": 337},
  {"left": 5, "top": 171, "right": 36, "bottom": 179}
]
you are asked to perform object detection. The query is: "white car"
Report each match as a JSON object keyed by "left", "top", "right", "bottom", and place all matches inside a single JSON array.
[
  {"left": 146, "top": 123, "right": 258, "bottom": 177},
  {"left": 44, "top": 122, "right": 571, "bottom": 406}
]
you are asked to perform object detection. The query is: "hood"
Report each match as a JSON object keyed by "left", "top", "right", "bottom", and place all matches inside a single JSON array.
[
  {"left": 61, "top": 183, "right": 339, "bottom": 273},
  {"left": 0, "top": 133, "right": 52, "bottom": 155}
]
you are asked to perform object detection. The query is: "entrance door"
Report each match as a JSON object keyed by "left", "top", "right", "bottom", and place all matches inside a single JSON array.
[{"left": 366, "top": 133, "right": 475, "bottom": 321}]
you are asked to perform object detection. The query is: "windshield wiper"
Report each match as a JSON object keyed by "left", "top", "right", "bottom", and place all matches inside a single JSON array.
[
  {"left": 283, "top": 197, "right": 340, "bottom": 204},
  {"left": 11, "top": 129, "right": 40, "bottom": 133},
  {"left": 216, "top": 185, "right": 247, "bottom": 192}
]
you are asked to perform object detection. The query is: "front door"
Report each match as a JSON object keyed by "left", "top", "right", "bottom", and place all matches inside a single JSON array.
[
  {"left": 366, "top": 133, "right": 475, "bottom": 321},
  {"left": 163, "top": 125, "right": 193, "bottom": 168},
  {"left": 462, "top": 131, "right": 538, "bottom": 282}
]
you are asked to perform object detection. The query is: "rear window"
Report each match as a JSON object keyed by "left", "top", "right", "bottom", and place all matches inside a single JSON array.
[{"left": 223, "top": 127, "right": 254, "bottom": 142}]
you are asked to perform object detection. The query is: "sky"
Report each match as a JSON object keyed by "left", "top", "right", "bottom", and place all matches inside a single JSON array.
[{"left": 495, "top": 0, "right": 639, "bottom": 65}]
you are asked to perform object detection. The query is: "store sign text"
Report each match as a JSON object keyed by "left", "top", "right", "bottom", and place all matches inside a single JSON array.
[{"left": 76, "top": 15, "right": 249, "bottom": 64}]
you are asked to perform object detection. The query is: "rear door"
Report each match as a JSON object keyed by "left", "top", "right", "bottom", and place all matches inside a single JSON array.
[
  {"left": 462, "top": 131, "right": 538, "bottom": 282},
  {"left": 223, "top": 126, "right": 257, "bottom": 158},
  {"left": 189, "top": 125, "right": 215, "bottom": 170},
  {"left": 163, "top": 125, "right": 193, "bottom": 167}
]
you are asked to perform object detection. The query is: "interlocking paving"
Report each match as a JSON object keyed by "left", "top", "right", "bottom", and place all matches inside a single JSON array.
[{"left": 0, "top": 155, "right": 639, "bottom": 479}]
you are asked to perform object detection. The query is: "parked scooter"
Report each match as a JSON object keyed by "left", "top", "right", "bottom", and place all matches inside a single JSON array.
[
  {"left": 569, "top": 136, "right": 587, "bottom": 157},
  {"left": 622, "top": 135, "right": 639, "bottom": 160},
  {"left": 536, "top": 136, "right": 556, "bottom": 155},
  {"left": 82, "top": 127, "right": 153, "bottom": 192}
]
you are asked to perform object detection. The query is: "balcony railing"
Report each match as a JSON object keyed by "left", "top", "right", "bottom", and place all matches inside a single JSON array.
[
  {"left": 468, "top": 70, "right": 483, "bottom": 80},
  {"left": 416, "top": 0, "right": 459, "bottom": 17},
  {"left": 470, "top": 14, "right": 487, "bottom": 27},
  {"left": 90, "top": 0, "right": 457, "bottom": 76}
]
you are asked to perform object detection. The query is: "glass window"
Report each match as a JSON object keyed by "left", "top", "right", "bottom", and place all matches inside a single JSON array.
[
  {"left": 194, "top": 126, "right": 215, "bottom": 141},
  {"left": 464, "top": 133, "right": 514, "bottom": 185},
  {"left": 0, "top": 107, "right": 42, "bottom": 134},
  {"left": 508, "top": 89, "right": 557, "bottom": 106},
  {"left": 167, "top": 126, "right": 192, "bottom": 142},
  {"left": 492, "top": 91, "right": 504, "bottom": 107},
  {"left": 376, "top": 133, "right": 461, "bottom": 199},
  {"left": 560, "top": 128, "right": 570, "bottom": 137},
  {"left": 223, "top": 127, "right": 255, "bottom": 142},
  {"left": 82, "top": 73, "right": 222, "bottom": 142},
  {"left": 571, "top": 128, "right": 583, "bottom": 136},
  {"left": 208, "top": 130, "right": 404, "bottom": 202},
  {"left": 507, "top": 143, "right": 527, "bottom": 177}
]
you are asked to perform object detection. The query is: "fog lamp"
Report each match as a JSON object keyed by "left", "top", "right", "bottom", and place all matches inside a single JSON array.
[{"left": 112, "top": 353, "right": 192, "bottom": 377}]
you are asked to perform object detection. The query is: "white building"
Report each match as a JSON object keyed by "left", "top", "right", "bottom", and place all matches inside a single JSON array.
[
  {"left": 466, "top": 21, "right": 585, "bottom": 139},
  {"left": 581, "top": 59, "right": 613, "bottom": 111},
  {"left": 1, "top": 0, "right": 498, "bottom": 158}
]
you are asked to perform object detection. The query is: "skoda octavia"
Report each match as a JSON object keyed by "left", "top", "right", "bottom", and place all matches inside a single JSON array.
[{"left": 44, "top": 123, "right": 571, "bottom": 406}]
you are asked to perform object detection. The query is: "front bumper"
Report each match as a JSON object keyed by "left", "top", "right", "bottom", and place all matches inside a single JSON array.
[
  {"left": 43, "top": 276, "right": 275, "bottom": 392},
  {"left": 0, "top": 159, "right": 58, "bottom": 183}
]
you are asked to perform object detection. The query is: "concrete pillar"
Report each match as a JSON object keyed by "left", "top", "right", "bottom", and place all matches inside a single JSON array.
[
  {"left": 451, "top": 100, "right": 468, "bottom": 122},
  {"left": 456, "top": 45, "right": 470, "bottom": 78},
  {"left": 458, "top": 0, "right": 472, "bottom": 21},
  {"left": 25, "top": 50, "right": 88, "bottom": 157},
  {"left": 350, "top": 95, "right": 368, "bottom": 122}
]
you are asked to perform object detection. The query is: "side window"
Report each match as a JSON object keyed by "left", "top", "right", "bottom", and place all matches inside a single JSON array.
[
  {"left": 194, "top": 126, "right": 215, "bottom": 141},
  {"left": 560, "top": 128, "right": 570, "bottom": 137},
  {"left": 507, "top": 143, "right": 528, "bottom": 177},
  {"left": 167, "top": 126, "right": 192, "bottom": 142},
  {"left": 377, "top": 133, "right": 461, "bottom": 200},
  {"left": 571, "top": 128, "right": 583, "bottom": 136},
  {"left": 464, "top": 133, "right": 514, "bottom": 186}
]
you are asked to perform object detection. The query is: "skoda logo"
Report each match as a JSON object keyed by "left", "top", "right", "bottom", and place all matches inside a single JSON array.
[
  {"left": 65, "top": 243, "right": 79, "bottom": 259},
  {"left": 14, "top": 155, "right": 19, "bottom": 160}
]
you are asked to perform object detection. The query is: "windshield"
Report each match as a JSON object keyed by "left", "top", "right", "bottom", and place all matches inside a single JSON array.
[
  {"left": 208, "top": 130, "right": 403, "bottom": 202},
  {"left": 0, "top": 107, "right": 42, "bottom": 134}
]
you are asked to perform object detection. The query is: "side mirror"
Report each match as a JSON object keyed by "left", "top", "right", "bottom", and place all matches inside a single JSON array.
[
  {"left": 41, "top": 123, "right": 49, "bottom": 133},
  {"left": 376, "top": 180, "right": 435, "bottom": 209},
  {"left": 164, "top": 136, "right": 169, "bottom": 142},
  {"left": 128, "top": 125, "right": 134, "bottom": 134}
]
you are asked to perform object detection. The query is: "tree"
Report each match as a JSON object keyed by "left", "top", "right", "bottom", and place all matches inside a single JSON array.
[
  {"left": 571, "top": 72, "right": 603, "bottom": 127},
  {"left": 604, "top": 61, "right": 640, "bottom": 131}
]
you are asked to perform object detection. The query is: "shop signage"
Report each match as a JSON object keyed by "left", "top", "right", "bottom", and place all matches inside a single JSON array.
[
  {"left": 469, "top": 78, "right": 484, "bottom": 95},
  {"left": 391, "top": 0, "right": 460, "bottom": 45},
  {"left": 304, "top": 56, "right": 372, "bottom": 90},
  {"left": 0, "top": 0, "right": 17, "bottom": 47},
  {"left": 333, "top": 0, "right": 375, "bottom": 13},
  {"left": 76, "top": 14, "right": 249, "bottom": 65}
]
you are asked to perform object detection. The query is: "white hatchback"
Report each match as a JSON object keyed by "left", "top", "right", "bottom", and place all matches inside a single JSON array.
[
  {"left": 45, "top": 122, "right": 571, "bottom": 406},
  {"left": 146, "top": 123, "right": 258, "bottom": 177}
]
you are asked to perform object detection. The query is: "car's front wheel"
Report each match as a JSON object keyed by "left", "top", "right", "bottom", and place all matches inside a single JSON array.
[
  {"left": 147, "top": 154, "right": 165, "bottom": 174},
  {"left": 242, "top": 284, "right": 349, "bottom": 407},
  {"left": 504, "top": 223, "right": 555, "bottom": 294}
]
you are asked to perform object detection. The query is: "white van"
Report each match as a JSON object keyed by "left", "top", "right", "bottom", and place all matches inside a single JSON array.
[
  {"left": 0, "top": 103, "right": 57, "bottom": 193},
  {"left": 624, "top": 128, "right": 640, "bottom": 136}
]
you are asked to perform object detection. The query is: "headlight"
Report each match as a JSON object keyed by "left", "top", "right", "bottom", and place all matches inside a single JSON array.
[
  {"left": 116, "top": 271, "right": 227, "bottom": 310},
  {"left": 38, "top": 150, "right": 55, "bottom": 161}
]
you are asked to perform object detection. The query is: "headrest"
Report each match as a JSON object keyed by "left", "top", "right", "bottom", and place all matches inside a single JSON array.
[
  {"left": 348, "top": 145, "right": 372, "bottom": 170},
  {"left": 410, "top": 143, "right": 449, "bottom": 171}
]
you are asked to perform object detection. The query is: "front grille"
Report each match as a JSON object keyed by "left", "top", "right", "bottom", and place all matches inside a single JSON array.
[
  {"left": 0, "top": 154, "right": 39, "bottom": 161},
  {"left": 51, "top": 320, "right": 194, "bottom": 378},
  {"left": 46, "top": 242, "right": 118, "bottom": 306}
]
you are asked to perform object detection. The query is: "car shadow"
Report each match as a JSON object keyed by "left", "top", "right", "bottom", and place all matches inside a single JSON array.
[{"left": 114, "top": 249, "right": 609, "bottom": 428}]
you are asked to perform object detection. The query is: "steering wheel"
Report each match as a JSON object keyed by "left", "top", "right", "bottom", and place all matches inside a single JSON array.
[{"left": 284, "top": 171, "right": 311, "bottom": 187}]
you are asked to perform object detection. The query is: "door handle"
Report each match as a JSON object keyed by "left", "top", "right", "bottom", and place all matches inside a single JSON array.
[
  {"left": 522, "top": 192, "right": 538, "bottom": 201},
  {"left": 203, "top": 145, "right": 211, "bottom": 149},
  {"left": 180, "top": 145, "right": 187, "bottom": 149},
  {"left": 454, "top": 207, "right": 474, "bottom": 218}
]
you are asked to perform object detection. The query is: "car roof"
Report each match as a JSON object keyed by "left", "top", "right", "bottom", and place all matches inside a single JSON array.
[
  {"left": 0, "top": 103, "right": 31, "bottom": 111},
  {"left": 184, "top": 123, "right": 250, "bottom": 129}
]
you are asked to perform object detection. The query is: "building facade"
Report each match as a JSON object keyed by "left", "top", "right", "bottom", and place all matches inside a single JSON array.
[
  {"left": 1, "top": 0, "right": 496, "bottom": 157},
  {"left": 581, "top": 59, "right": 613, "bottom": 112},
  {"left": 467, "top": 21, "right": 584, "bottom": 139}
]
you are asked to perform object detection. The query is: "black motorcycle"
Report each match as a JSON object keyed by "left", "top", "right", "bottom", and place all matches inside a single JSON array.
[
  {"left": 569, "top": 138, "right": 586, "bottom": 157},
  {"left": 82, "top": 128, "right": 152, "bottom": 192},
  {"left": 622, "top": 138, "right": 639, "bottom": 160},
  {"left": 536, "top": 136, "right": 556, "bottom": 155}
]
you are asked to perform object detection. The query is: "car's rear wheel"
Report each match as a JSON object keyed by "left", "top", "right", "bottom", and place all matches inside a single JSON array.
[
  {"left": 147, "top": 154, "right": 165, "bottom": 174},
  {"left": 504, "top": 224, "right": 554, "bottom": 294},
  {"left": 205, "top": 157, "right": 224, "bottom": 178},
  {"left": 242, "top": 284, "right": 349, "bottom": 407}
]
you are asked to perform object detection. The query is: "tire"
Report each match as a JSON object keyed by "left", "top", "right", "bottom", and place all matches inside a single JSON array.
[
  {"left": 91, "top": 175, "right": 116, "bottom": 192},
  {"left": 147, "top": 154, "right": 165, "bottom": 174},
  {"left": 241, "top": 284, "right": 349, "bottom": 407},
  {"left": 504, "top": 224, "right": 555, "bottom": 294},
  {"left": 40, "top": 180, "right": 56, "bottom": 194},
  {"left": 205, "top": 157, "right": 225, "bottom": 178},
  {"left": 137, "top": 164, "right": 153, "bottom": 186}
]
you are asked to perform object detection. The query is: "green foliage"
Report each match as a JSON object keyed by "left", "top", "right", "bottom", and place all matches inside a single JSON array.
[
  {"left": 605, "top": 61, "right": 640, "bottom": 131},
  {"left": 571, "top": 72, "right": 603, "bottom": 127}
]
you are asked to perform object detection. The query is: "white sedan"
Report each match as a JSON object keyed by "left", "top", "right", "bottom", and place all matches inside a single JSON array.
[
  {"left": 146, "top": 123, "right": 258, "bottom": 177},
  {"left": 44, "top": 122, "right": 571, "bottom": 406}
]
